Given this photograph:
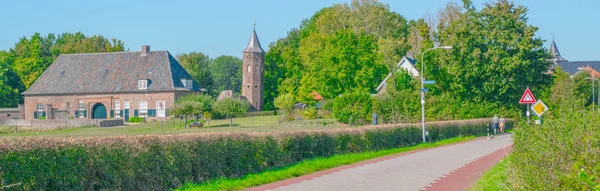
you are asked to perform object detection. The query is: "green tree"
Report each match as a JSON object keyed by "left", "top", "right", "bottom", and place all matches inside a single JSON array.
[
  {"left": 212, "top": 98, "right": 249, "bottom": 127},
  {"left": 0, "top": 51, "right": 24, "bottom": 107},
  {"left": 176, "top": 93, "right": 215, "bottom": 121},
  {"left": 428, "top": 0, "right": 552, "bottom": 106},
  {"left": 550, "top": 66, "right": 574, "bottom": 106},
  {"left": 8, "top": 32, "right": 125, "bottom": 89},
  {"left": 264, "top": 0, "right": 410, "bottom": 110},
  {"left": 170, "top": 100, "right": 202, "bottom": 128},
  {"left": 177, "top": 52, "right": 213, "bottom": 93},
  {"left": 274, "top": 93, "right": 296, "bottom": 117},
  {"left": 297, "top": 30, "right": 387, "bottom": 102},
  {"left": 209, "top": 55, "right": 242, "bottom": 97},
  {"left": 571, "top": 72, "right": 593, "bottom": 107}
]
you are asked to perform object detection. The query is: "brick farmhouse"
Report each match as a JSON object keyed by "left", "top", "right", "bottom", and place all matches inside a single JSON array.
[{"left": 22, "top": 46, "right": 202, "bottom": 121}]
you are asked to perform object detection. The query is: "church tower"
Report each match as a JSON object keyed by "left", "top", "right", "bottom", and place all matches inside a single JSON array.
[{"left": 242, "top": 27, "right": 265, "bottom": 111}]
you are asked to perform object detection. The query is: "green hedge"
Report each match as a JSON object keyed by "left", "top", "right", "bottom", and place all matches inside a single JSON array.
[
  {"left": 244, "top": 111, "right": 275, "bottom": 117},
  {"left": 0, "top": 119, "right": 501, "bottom": 190},
  {"left": 508, "top": 107, "right": 599, "bottom": 190},
  {"left": 332, "top": 92, "right": 374, "bottom": 125},
  {"left": 128, "top": 117, "right": 144, "bottom": 123}
]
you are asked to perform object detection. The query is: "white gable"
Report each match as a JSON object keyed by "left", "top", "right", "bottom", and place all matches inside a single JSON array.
[
  {"left": 399, "top": 58, "right": 419, "bottom": 77},
  {"left": 375, "top": 57, "right": 419, "bottom": 93}
]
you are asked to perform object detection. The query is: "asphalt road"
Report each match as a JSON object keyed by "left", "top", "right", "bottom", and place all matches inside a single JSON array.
[{"left": 269, "top": 134, "right": 513, "bottom": 191}]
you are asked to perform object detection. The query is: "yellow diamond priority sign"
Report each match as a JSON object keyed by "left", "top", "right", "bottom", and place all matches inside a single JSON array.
[{"left": 530, "top": 100, "right": 549, "bottom": 117}]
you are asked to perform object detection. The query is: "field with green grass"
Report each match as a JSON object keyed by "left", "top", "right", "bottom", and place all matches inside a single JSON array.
[{"left": 0, "top": 116, "right": 342, "bottom": 137}]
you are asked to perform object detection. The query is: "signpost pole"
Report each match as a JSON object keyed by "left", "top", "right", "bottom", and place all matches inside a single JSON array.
[{"left": 527, "top": 104, "right": 530, "bottom": 124}]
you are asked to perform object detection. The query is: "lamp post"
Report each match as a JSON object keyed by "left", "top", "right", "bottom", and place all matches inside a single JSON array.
[
  {"left": 584, "top": 75, "right": 600, "bottom": 107},
  {"left": 421, "top": 46, "right": 452, "bottom": 143}
]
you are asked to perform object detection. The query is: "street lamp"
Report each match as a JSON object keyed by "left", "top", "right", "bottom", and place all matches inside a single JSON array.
[
  {"left": 584, "top": 76, "right": 600, "bottom": 107},
  {"left": 421, "top": 46, "right": 452, "bottom": 143}
]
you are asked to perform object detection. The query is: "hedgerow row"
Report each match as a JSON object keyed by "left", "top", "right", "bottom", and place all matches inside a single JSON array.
[{"left": 0, "top": 119, "right": 508, "bottom": 190}]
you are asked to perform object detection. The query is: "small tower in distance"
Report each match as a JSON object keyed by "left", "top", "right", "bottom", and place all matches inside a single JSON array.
[{"left": 242, "top": 25, "right": 265, "bottom": 111}]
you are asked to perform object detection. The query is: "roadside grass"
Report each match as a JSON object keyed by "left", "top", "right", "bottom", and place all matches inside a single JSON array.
[
  {"left": 0, "top": 116, "right": 343, "bottom": 137},
  {"left": 178, "top": 136, "right": 476, "bottom": 191},
  {"left": 469, "top": 156, "right": 509, "bottom": 191}
]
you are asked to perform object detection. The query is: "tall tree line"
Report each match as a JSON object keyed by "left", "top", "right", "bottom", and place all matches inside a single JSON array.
[
  {"left": 0, "top": 32, "right": 125, "bottom": 108},
  {"left": 266, "top": 0, "right": 552, "bottom": 111},
  {"left": 176, "top": 53, "right": 242, "bottom": 98},
  {"left": 264, "top": 0, "right": 409, "bottom": 110}
]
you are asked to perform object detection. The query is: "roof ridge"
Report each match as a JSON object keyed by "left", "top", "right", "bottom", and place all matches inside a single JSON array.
[
  {"left": 60, "top": 50, "right": 168, "bottom": 56},
  {"left": 166, "top": 51, "right": 176, "bottom": 90}
]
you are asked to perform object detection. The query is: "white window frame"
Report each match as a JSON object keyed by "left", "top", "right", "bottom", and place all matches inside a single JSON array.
[
  {"left": 124, "top": 101, "right": 130, "bottom": 109},
  {"left": 36, "top": 103, "right": 44, "bottom": 118},
  {"left": 156, "top": 101, "right": 166, "bottom": 117},
  {"left": 138, "top": 101, "right": 148, "bottom": 117},
  {"left": 78, "top": 100, "right": 85, "bottom": 111},
  {"left": 138, "top": 80, "right": 148, "bottom": 90},
  {"left": 114, "top": 101, "right": 121, "bottom": 118},
  {"left": 78, "top": 100, "right": 85, "bottom": 118}
]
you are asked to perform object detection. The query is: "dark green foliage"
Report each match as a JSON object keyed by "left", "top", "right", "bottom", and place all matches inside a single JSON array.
[
  {"left": 209, "top": 56, "right": 242, "bottom": 97},
  {"left": 0, "top": 120, "right": 498, "bottom": 190},
  {"left": 332, "top": 92, "right": 374, "bottom": 125},
  {"left": 176, "top": 52, "right": 213, "bottom": 93}
]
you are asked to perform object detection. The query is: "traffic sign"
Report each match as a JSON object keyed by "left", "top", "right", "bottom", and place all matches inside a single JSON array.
[
  {"left": 420, "top": 88, "right": 428, "bottom": 93},
  {"left": 531, "top": 100, "right": 548, "bottom": 117},
  {"left": 519, "top": 88, "right": 536, "bottom": 104},
  {"left": 423, "top": 80, "right": 436, "bottom": 85}
]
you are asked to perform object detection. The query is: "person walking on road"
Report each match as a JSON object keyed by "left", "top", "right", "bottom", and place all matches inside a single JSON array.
[
  {"left": 499, "top": 116, "right": 505, "bottom": 133},
  {"left": 492, "top": 114, "right": 499, "bottom": 135}
]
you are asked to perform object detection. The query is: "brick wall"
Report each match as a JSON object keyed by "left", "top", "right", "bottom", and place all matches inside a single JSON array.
[
  {"left": 23, "top": 91, "right": 194, "bottom": 120},
  {"left": 0, "top": 110, "right": 19, "bottom": 120},
  {"left": 0, "top": 119, "right": 124, "bottom": 130}
]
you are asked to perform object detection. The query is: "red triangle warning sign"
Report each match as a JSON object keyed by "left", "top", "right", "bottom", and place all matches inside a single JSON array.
[{"left": 519, "top": 88, "right": 536, "bottom": 104}]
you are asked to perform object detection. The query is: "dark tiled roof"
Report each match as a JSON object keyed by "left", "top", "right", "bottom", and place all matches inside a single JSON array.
[
  {"left": 557, "top": 61, "right": 600, "bottom": 75},
  {"left": 243, "top": 29, "right": 264, "bottom": 53},
  {"left": 23, "top": 51, "right": 201, "bottom": 95}
]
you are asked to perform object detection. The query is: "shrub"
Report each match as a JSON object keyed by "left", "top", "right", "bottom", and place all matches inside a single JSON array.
[
  {"left": 301, "top": 107, "right": 318, "bottom": 120},
  {"left": 332, "top": 92, "right": 373, "bottom": 125},
  {"left": 0, "top": 119, "right": 497, "bottom": 191},
  {"left": 128, "top": 117, "right": 144, "bottom": 123},
  {"left": 507, "top": 106, "right": 599, "bottom": 190}
]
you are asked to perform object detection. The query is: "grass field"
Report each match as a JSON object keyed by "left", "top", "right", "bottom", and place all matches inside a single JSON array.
[
  {"left": 469, "top": 156, "right": 509, "bottom": 191},
  {"left": 0, "top": 116, "right": 342, "bottom": 137},
  {"left": 179, "top": 136, "right": 476, "bottom": 191}
]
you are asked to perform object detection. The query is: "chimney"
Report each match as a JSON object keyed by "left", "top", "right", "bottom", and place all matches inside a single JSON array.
[
  {"left": 406, "top": 51, "right": 415, "bottom": 60},
  {"left": 141, "top": 45, "right": 150, "bottom": 56}
]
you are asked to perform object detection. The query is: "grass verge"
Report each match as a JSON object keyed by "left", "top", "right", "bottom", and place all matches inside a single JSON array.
[
  {"left": 179, "top": 136, "right": 476, "bottom": 191},
  {"left": 469, "top": 156, "right": 509, "bottom": 191}
]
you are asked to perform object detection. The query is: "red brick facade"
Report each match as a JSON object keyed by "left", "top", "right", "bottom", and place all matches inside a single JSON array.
[{"left": 24, "top": 91, "right": 194, "bottom": 120}]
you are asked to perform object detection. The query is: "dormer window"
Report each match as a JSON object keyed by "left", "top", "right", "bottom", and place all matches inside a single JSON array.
[
  {"left": 181, "top": 79, "right": 192, "bottom": 89},
  {"left": 138, "top": 80, "right": 148, "bottom": 90}
]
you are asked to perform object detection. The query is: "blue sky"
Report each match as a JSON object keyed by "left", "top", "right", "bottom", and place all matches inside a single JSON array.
[{"left": 1, "top": 0, "right": 598, "bottom": 61}]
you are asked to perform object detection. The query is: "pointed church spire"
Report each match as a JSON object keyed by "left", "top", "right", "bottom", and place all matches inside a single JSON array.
[
  {"left": 243, "top": 23, "right": 264, "bottom": 53},
  {"left": 549, "top": 39, "right": 566, "bottom": 62}
]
